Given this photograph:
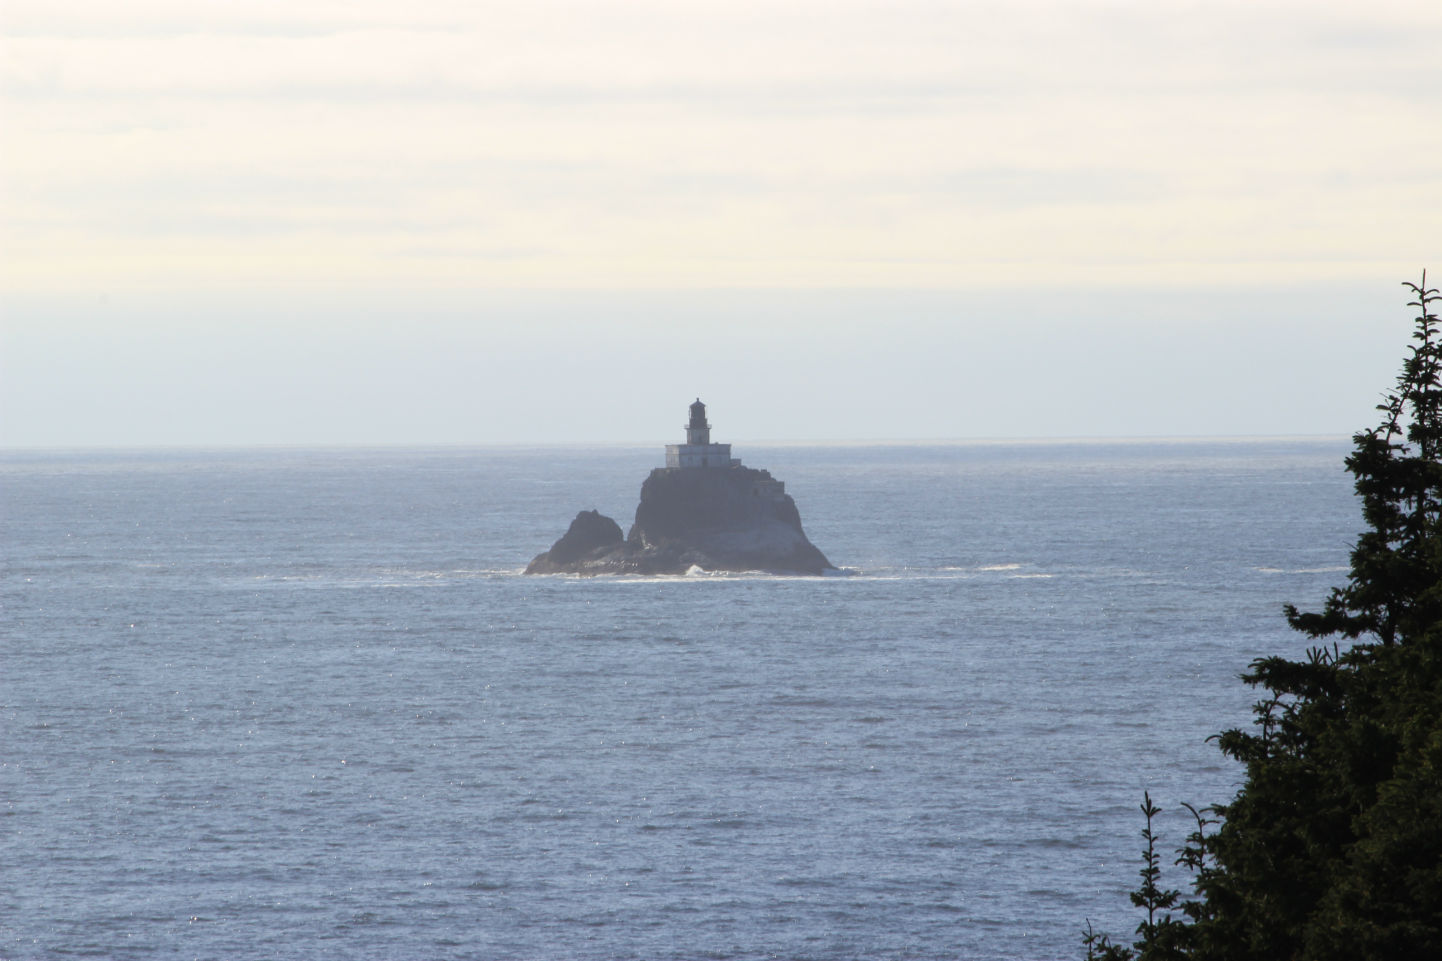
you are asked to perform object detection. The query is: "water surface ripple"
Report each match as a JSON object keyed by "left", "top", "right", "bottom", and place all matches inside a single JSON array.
[{"left": 2, "top": 442, "right": 1357, "bottom": 960}]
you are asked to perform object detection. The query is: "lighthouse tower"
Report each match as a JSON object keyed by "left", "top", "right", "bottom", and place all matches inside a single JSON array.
[
  {"left": 685, "top": 398, "right": 711, "bottom": 445},
  {"left": 665, "top": 398, "right": 740, "bottom": 469}
]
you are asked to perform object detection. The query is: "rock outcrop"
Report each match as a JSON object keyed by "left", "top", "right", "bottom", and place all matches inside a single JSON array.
[
  {"left": 523, "top": 509, "right": 624, "bottom": 574},
  {"left": 525, "top": 466, "right": 834, "bottom": 576}
]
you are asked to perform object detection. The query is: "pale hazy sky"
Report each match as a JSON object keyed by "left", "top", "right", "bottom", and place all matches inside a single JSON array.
[{"left": 2, "top": 0, "right": 1439, "bottom": 446}]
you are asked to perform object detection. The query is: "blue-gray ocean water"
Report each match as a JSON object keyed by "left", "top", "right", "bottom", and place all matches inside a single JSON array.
[{"left": 3, "top": 441, "right": 1359, "bottom": 961}]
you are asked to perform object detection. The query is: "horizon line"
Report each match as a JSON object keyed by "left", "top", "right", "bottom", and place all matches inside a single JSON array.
[{"left": 0, "top": 433, "right": 1355, "bottom": 455}]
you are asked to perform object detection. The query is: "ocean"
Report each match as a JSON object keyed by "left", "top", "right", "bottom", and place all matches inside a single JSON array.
[{"left": 2, "top": 440, "right": 1359, "bottom": 960}]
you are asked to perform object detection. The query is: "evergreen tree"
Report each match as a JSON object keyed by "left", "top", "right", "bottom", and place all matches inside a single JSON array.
[{"left": 1087, "top": 274, "right": 1442, "bottom": 960}]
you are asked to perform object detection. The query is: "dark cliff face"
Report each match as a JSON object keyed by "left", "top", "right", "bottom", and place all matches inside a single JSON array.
[
  {"left": 525, "top": 466, "right": 834, "bottom": 576},
  {"left": 632, "top": 467, "right": 795, "bottom": 541}
]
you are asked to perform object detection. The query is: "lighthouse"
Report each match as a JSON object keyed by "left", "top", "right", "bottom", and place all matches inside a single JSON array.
[
  {"left": 665, "top": 399, "right": 741, "bottom": 469},
  {"left": 685, "top": 398, "right": 711, "bottom": 444}
]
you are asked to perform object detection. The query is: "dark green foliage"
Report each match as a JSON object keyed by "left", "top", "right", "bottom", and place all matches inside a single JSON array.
[
  {"left": 1083, "top": 795, "right": 1194, "bottom": 961},
  {"left": 1086, "top": 275, "right": 1442, "bottom": 961},
  {"left": 1131, "top": 794, "right": 1181, "bottom": 941}
]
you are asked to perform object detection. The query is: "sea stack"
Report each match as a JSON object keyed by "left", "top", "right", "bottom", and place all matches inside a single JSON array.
[{"left": 525, "top": 399, "right": 835, "bottom": 575}]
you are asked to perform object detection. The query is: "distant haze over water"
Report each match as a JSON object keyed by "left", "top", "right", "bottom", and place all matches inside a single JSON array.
[{"left": 0, "top": 284, "right": 1409, "bottom": 448}]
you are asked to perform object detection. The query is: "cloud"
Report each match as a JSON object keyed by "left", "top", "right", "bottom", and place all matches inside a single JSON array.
[
  {"left": 6, "top": 2, "right": 1438, "bottom": 102},
  {"left": 2, "top": 1, "right": 1439, "bottom": 292}
]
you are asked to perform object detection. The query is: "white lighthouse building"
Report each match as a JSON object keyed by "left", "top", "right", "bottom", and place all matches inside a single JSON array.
[{"left": 665, "top": 399, "right": 742, "bottom": 469}]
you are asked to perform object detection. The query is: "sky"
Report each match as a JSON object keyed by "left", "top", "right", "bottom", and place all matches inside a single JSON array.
[{"left": 2, "top": 0, "right": 1439, "bottom": 446}]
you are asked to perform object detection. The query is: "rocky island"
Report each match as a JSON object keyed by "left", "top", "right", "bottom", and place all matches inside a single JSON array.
[{"left": 525, "top": 400, "right": 835, "bottom": 576}]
